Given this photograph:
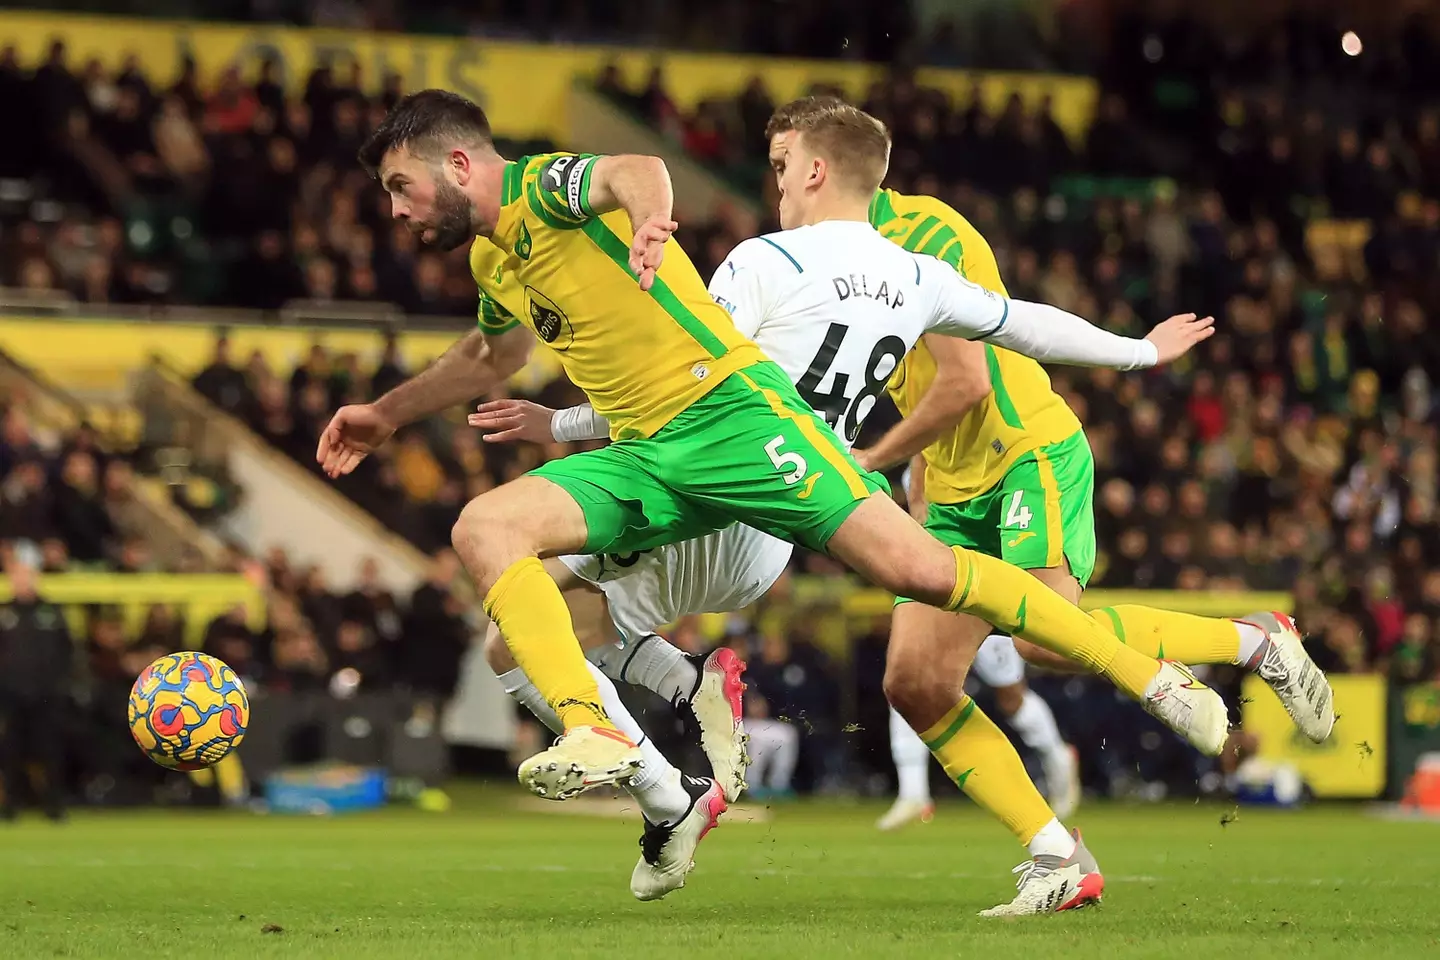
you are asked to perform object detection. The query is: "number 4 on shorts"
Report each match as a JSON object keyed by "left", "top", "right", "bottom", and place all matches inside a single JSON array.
[
  {"left": 1004, "top": 490, "right": 1033, "bottom": 529},
  {"left": 765, "top": 435, "right": 807, "bottom": 485}
]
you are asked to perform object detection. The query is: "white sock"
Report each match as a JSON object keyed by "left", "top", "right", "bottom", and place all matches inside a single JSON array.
[
  {"left": 498, "top": 666, "right": 562, "bottom": 733},
  {"left": 1007, "top": 690, "right": 1067, "bottom": 764},
  {"left": 889, "top": 707, "right": 932, "bottom": 803},
  {"left": 497, "top": 664, "right": 691, "bottom": 825},
  {"left": 589, "top": 634, "right": 700, "bottom": 706},
  {"left": 1233, "top": 620, "right": 1267, "bottom": 666},
  {"left": 584, "top": 663, "right": 691, "bottom": 825},
  {"left": 1026, "top": 817, "right": 1077, "bottom": 859}
]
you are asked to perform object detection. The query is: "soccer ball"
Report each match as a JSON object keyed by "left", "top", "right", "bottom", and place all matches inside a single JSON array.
[{"left": 128, "top": 652, "right": 249, "bottom": 770}]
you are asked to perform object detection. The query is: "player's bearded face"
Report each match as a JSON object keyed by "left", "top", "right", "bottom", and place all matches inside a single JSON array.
[{"left": 417, "top": 174, "right": 476, "bottom": 251}]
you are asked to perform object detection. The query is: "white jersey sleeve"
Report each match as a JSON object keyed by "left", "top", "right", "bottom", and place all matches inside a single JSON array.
[
  {"left": 917, "top": 256, "right": 1158, "bottom": 370},
  {"left": 707, "top": 237, "right": 794, "bottom": 339},
  {"left": 550, "top": 404, "right": 610, "bottom": 442}
]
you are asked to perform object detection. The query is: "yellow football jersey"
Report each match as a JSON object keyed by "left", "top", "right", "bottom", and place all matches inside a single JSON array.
[
  {"left": 470, "top": 152, "right": 764, "bottom": 440},
  {"left": 870, "top": 188, "right": 1082, "bottom": 504}
]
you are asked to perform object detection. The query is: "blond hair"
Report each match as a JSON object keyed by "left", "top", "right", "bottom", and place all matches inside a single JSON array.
[{"left": 765, "top": 95, "right": 891, "bottom": 195}]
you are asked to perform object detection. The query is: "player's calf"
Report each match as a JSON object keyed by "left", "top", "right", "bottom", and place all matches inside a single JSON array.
[{"left": 1013, "top": 638, "right": 1086, "bottom": 674}]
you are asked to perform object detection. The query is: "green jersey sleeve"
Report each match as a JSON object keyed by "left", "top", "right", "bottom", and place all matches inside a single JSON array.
[{"left": 477, "top": 289, "right": 519, "bottom": 334}]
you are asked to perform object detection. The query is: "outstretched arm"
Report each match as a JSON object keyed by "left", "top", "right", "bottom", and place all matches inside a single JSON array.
[
  {"left": 317, "top": 326, "right": 533, "bottom": 477},
  {"left": 920, "top": 257, "right": 1212, "bottom": 369},
  {"left": 853, "top": 335, "right": 991, "bottom": 472},
  {"left": 374, "top": 325, "right": 533, "bottom": 426}
]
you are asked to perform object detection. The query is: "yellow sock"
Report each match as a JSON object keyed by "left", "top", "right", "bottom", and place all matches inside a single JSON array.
[
  {"left": 1092, "top": 605, "right": 1242, "bottom": 664},
  {"left": 483, "top": 557, "right": 614, "bottom": 732},
  {"left": 947, "top": 547, "right": 1159, "bottom": 698},
  {"left": 921, "top": 695, "right": 1054, "bottom": 845}
]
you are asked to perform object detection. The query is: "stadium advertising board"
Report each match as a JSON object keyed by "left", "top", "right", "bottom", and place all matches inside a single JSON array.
[
  {"left": 0, "top": 12, "right": 1097, "bottom": 144},
  {"left": 1389, "top": 683, "right": 1440, "bottom": 801},
  {"left": 1242, "top": 673, "right": 1387, "bottom": 798}
]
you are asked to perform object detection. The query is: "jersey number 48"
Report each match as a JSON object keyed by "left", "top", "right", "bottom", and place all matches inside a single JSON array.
[{"left": 796, "top": 323, "right": 907, "bottom": 443}]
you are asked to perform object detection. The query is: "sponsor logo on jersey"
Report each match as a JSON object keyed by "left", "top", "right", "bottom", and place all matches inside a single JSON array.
[
  {"left": 691, "top": 362, "right": 710, "bottom": 380},
  {"left": 1006, "top": 531, "right": 1037, "bottom": 548},
  {"left": 712, "top": 294, "right": 738, "bottom": 315},
  {"left": 526, "top": 286, "right": 572, "bottom": 348}
]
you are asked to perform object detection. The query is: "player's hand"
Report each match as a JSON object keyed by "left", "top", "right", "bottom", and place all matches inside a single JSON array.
[
  {"left": 1144, "top": 313, "right": 1215, "bottom": 365},
  {"left": 316, "top": 403, "right": 396, "bottom": 478},
  {"left": 467, "top": 398, "right": 557, "bottom": 444},
  {"left": 851, "top": 448, "right": 876, "bottom": 472},
  {"left": 629, "top": 215, "right": 677, "bottom": 292}
]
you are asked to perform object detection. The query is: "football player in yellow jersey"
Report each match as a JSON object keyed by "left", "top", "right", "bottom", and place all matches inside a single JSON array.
[
  {"left": 318, "top": 89, "right": 1235, "bottom": 815},
  {"left": 756, "top": 98, "right": 1334, "bottom": 915}
]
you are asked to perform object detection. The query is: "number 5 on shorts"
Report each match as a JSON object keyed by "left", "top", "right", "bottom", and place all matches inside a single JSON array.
[
  {"left": 765, "top": 435, "right": 807, "bottom": 485},
  {"left": 1004, "top": 490, "right": 1033, "bottom": 529}
]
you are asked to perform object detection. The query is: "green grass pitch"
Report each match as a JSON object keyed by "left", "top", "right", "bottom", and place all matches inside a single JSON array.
[{"left": 1, "top": 788, "right": 1435, "bottom": 959}]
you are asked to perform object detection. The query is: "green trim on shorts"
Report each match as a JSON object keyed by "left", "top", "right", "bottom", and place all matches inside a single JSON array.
[{"left": 894, "top": 429, "right": 1096, "bottom": 605}]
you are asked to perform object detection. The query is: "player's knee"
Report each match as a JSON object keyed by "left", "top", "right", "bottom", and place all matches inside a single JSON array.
[
  {"left": 452, "top": 494, "right": 526, "bottom": 565},
  {"left": 884, "top": 658, "right": 964, "bottom": 722}
]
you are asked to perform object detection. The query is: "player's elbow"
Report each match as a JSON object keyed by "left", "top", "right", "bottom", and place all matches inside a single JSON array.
[
  {"left": 935, "top": 374, "right": 990, "bottom": 426},
  {"left": 620, "top": 154, "right": 669, "bottom": 182},
  {"left": 486, "top": 329, "right": 534, "bottom": 379}
]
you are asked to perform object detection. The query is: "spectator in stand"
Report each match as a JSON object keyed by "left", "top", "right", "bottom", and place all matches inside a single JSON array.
[{"left": 0, "top": 549, "right": 73, "bottom": 821}]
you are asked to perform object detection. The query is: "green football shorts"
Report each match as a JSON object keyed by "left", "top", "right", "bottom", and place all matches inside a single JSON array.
[
  {"left": 896, "top": 429, "right": 1096, "bottom": 605},
  {"left": 531, "top": 360, "right": 889, "bottom": 555}
]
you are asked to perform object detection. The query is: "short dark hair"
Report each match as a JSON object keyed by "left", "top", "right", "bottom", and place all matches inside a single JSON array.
[
  {"left": 765, "top": 95, "right": 891, "bottom": 195},
  {"left": 358, "top": 89, "right": 493, "bottom": 175}
]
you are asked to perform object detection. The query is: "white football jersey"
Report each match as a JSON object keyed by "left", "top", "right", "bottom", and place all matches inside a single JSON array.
[{"left": 707, "top": 220, "right": 1010, "bottom": 448}]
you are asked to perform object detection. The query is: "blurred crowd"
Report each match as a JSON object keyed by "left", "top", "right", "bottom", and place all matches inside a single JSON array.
[
  {"left": 0, "top": 394, "right": 473, "bottom": 806},
  {"left": 0, "top": 38, "right": 511, "bottom": 312},
  {"left": 4, "top": 1, "right": 1440, "bottom": 805}
]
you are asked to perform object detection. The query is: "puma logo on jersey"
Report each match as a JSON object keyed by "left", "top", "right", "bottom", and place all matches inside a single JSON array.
[{"left": 1007, "top": 531, "right": 1037, "bottom": 548}]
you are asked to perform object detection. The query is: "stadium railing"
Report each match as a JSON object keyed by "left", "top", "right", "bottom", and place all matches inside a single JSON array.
[
  {"left": 0, "top": 571, "right": 264, "bottom": 648},
  {"left": 135, "top": 358, "right": 436, "bottom": 595},
  {"left": 0, "top": 346, "right": 233, "bottom": 570}
]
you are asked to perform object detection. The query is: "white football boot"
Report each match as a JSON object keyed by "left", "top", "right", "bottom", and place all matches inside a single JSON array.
[
  {"left": 683, "top": 648, "right": 751, "bottom": 802},
  {"left": 518, "top": 726, "right": 643, "bottom": 801},
  {"left": 1141, "top": 661, "right": 1229, "bottom": 756},
  {"left": 630, "top": 774, "right": 728, "bottom": 901},
  {"left": 1043, "top": 745, "right": 1082, "bottom": 821},
  {"left": 1237, "top": 611, "right": 1335, "bottom": 743},
  {"left": 876, "top": 797, "right": 935, "bottom": 831},
  {"left": 979, "top": 829, "right": 1104, "bottom": 917}
]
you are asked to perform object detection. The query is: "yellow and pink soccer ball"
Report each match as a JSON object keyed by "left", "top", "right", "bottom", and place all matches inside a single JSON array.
[{"left": 128, "top": 652, "right": 249, "bottom": 770}]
